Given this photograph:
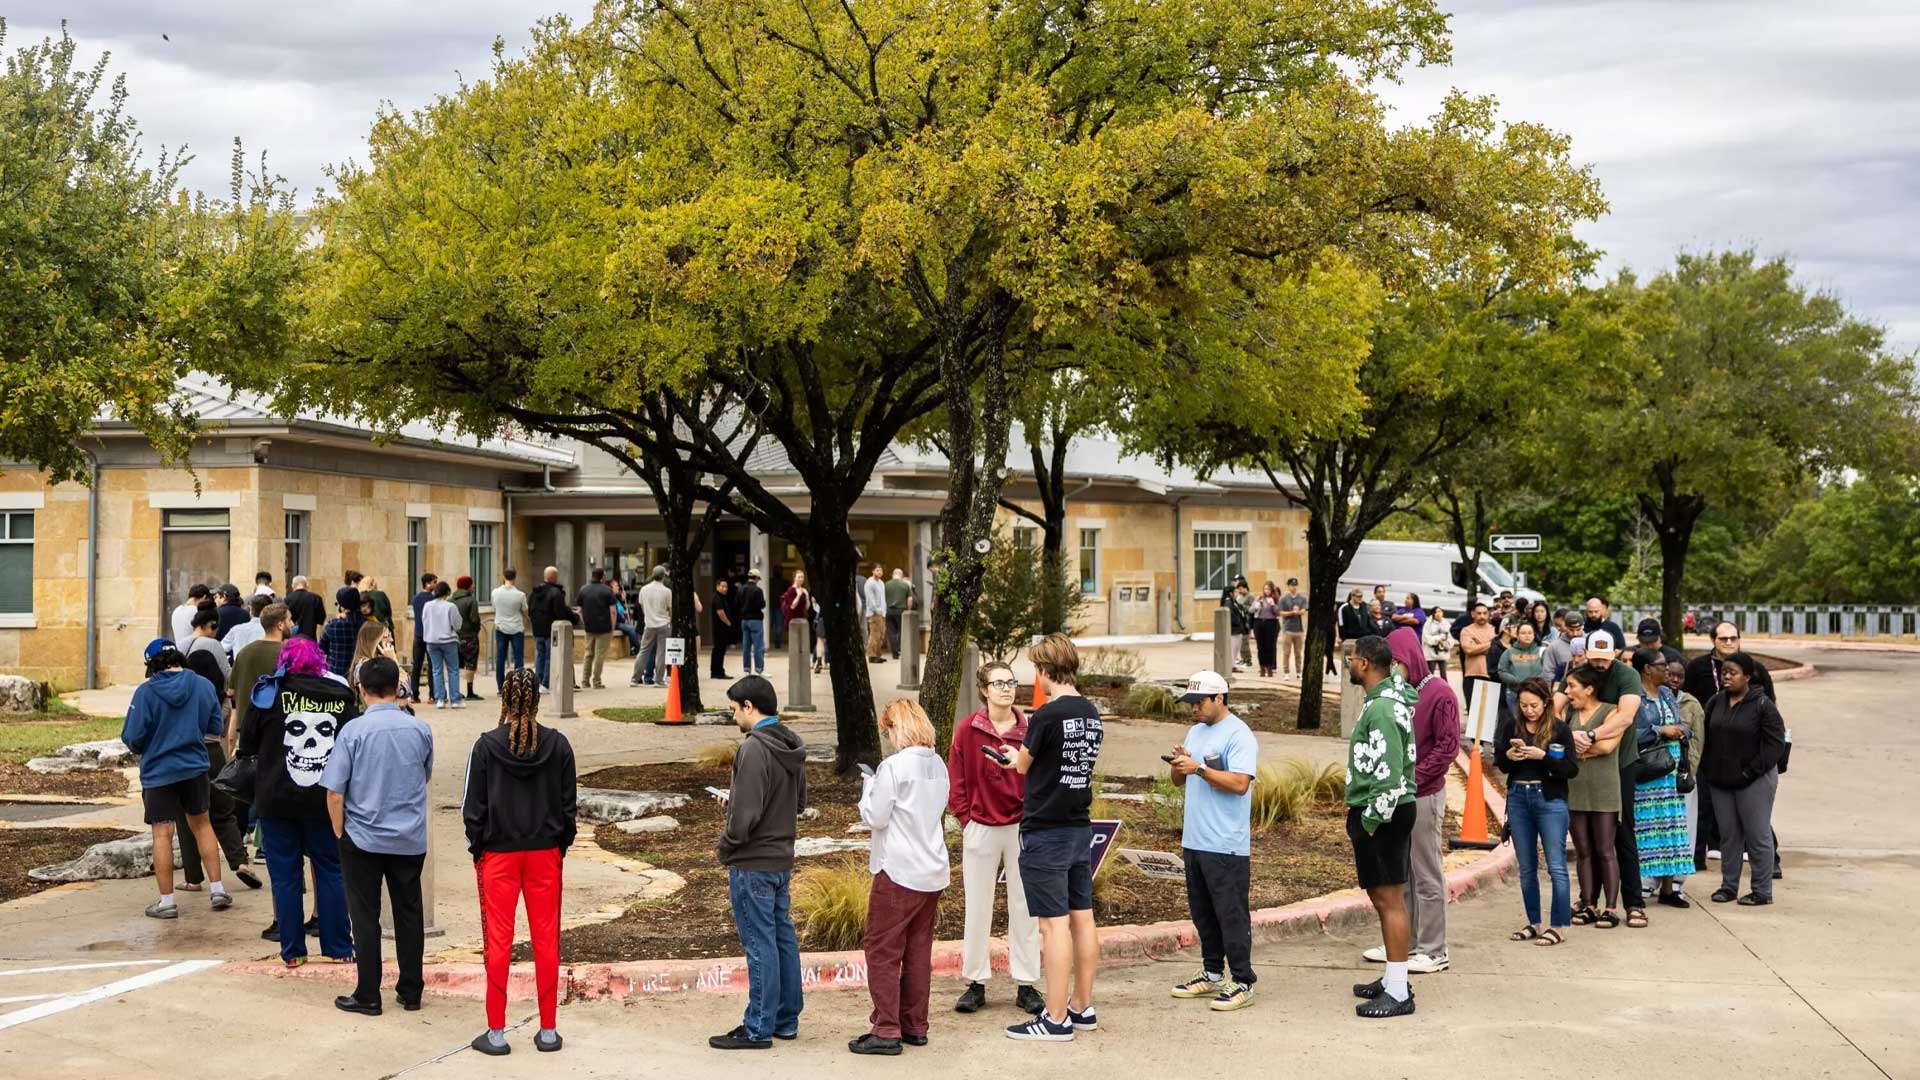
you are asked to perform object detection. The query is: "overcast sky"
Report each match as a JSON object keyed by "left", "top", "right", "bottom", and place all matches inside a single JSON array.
[{"left": 13, "top": 0, "right": 1917, "bottom": 350}]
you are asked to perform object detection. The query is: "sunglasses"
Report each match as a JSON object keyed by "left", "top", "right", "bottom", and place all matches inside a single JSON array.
[
  {"left": 1715, "top": 634, "right": 1740, "bottom": 642},
  {"left": 985, "top": 679, "right": 1019, "bottom": 690}
]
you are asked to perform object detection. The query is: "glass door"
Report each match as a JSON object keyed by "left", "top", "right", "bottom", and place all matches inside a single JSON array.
[{"left": 161, "top": 510, "right": 231, "bottom": 633}]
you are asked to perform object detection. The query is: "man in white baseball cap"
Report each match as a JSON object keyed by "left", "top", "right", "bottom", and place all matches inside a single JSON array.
[{"left": 1166, "top": 670, "right": 1259, "bottom": 1013}]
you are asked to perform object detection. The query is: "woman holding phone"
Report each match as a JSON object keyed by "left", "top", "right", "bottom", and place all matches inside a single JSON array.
[
  {"left": 1495, "top": 678, "right": 1578, "bottom": 945},
  {"left": 944, "top": 662, "right": 1043, "bottom": 1016},
  {"left": 1562, "top": 666, "right": 1625, "bottom": 928}
]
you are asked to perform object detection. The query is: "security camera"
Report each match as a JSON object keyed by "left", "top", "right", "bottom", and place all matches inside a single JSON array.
[{"left": 251, "top": 439, "right": 271, "bottom": 464}]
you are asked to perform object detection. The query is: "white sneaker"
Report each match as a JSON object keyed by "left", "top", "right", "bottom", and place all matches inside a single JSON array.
[
  {"left": 1362, "top": 946, "right": 1386, "bottom": 963},
  {"left": 1407, "top": 953, "right": 1449, "bottom": 974},
  {"left": 435, "top": 701, "right": 447, "bottom": 710},
  {"left": 1707, "top": 849, "right": 1722, "bottom": 861},
  {"left": 450, "top": 701, "right": 465, "bottom": 709}
]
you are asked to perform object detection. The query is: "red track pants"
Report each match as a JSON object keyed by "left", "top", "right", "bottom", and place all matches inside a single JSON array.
[{"left": 476, "top": 848, "right": 564, "bottom": 1029}]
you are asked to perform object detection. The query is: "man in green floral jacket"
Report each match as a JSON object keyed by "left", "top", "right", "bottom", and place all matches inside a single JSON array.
[{"left": 1344, "top": 635, "right": 1418, "bottom": 1018}]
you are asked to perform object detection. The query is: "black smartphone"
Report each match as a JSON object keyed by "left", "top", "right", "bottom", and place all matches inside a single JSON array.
[
  {"left": 981, "top": 745, "right": 1010, "bottom": 766},
  {"left": 1160, "top": 753, "right": 1178, "bottom": 764}
]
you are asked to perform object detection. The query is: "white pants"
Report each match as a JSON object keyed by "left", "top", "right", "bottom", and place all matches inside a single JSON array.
[{"left": 961, "top": 821, "right": 1040, "bottom": 985}]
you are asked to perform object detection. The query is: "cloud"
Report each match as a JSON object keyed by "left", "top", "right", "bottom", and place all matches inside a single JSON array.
[{"left": 10, "top": 0, "right": 1914, "bottom": 349}]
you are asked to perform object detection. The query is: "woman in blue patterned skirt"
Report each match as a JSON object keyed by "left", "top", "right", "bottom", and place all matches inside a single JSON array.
[{"left": 1631, "top": 651, "right": 1694, "bottom": 906}]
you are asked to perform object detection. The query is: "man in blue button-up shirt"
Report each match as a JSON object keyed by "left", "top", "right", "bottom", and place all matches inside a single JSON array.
[{"left": 323, "top": 657, "right": 434, "bottom": 1015}]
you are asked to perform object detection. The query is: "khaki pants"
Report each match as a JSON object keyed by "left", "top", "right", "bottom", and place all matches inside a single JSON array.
[
  {"left": 1405, "top": 790, "right": 1448, "bottom": 958},
  {"left": 960, "top": 822, "right": 1040, "bottom": 985},
  {"left": 582, "top": 632, "right": 614, "bottom": 687},
  {"left": 866, "top": 614, "right": 888, "bottom": 660},
  {"left": 1281, "top": 630, "right": 1306, "bottom": 675}
]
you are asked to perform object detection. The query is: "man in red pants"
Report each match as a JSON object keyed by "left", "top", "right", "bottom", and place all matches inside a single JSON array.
[{"left": 461, "top": 668, "right": 579, "bottom": 1055}]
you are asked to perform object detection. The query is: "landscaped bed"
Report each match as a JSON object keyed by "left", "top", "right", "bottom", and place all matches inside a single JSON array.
[
  {"left": 0, "top": 827, "right": 135, "bottom": 903},
  {"left": 544, "top": 757, "right": 1360, "bottom": 964},
  {"left": 1079, "top": 682, "right": 1339, "bottom": 736},
  {"left": 0, "top": 712, "right": 128, "bottom": 799}
]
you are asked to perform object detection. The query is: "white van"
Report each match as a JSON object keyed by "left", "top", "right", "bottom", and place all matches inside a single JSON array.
[{"left": 1338, "top": 540, "right": 1544, "bottom": 614}]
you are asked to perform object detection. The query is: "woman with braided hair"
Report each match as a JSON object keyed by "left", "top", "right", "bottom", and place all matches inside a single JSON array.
[{"left": 461, "top": 667, "right": 577, "bottom": 1056}]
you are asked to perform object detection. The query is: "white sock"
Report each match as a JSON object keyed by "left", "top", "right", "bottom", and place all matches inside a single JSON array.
[
  {"left": 156, "top": 893, "right": 176, "bottom": 909},
  {"left": 539, "top": 1028, "right": 558, "bottom": 1040},
  {"left": 1383, "top": 962, "right": 1409, "bottom": 1001},
  {"left": 486, "top": 1029, "right": 507, "bottom": 1048},
  {"left": 209, "top": 881, "right": 227, "bottom": 895}
]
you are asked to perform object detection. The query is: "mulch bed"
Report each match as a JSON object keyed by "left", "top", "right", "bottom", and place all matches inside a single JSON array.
[
  {"left": 0, "top": 762, "right": 126, "bottom": 799},
  {"left": 0, "top": 827, "right": 134, "bottom": 903},
  {"left": 1080, "top": 684, "right": 1339, "bottom": 737},
  {"left": 546, "top": 761, "right": 1356, "bottom": 964}
]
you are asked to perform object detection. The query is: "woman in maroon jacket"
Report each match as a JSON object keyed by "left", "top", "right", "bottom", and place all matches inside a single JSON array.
[
  {"left": 779, "top": 571, "right": 820, "bottom": 674},
  {"left": 1382, "top": 628, "right": 1462, "bottom": 972},
  {"left": 946, "top": 661, "right": 1044, "bottom": 1016}
]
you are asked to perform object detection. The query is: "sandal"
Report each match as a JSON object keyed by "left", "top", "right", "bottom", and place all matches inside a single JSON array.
[
  {"left": 1533, "top": 928, "right": 1564, "bottom": 947},
  {"left": 1626, "top": 909, "right": 1648, "bottom": 928},
  {"left": 1569, "top": 907, "right": 1597, "bottom": 926},
  {"left": 1510, "top": 926, "right": 1541, "bottom": 941},
  {"left": 1592, "top": 910, "right": 1620, "bottom": 929}
]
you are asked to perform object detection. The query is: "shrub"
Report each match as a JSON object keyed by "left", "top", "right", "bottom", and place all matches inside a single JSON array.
[
  {"left": 1091, "top": 854, "right": 1143, "bottom": 913},
  {"left": 1122, "top": 682, "right": 1183, "bottom": 720},
  {"left": 1149, "top": 774, "right": 1186, "bottom": 832},
  {"left": 967, "top": 526, "right": 1089, "bottom": 663},
  {"left": 693, "top": 742, "right": 738, "bottom": 769},
  {"left": 1250, "top": 764, "right": 1313, "bottom": 832},
  {"left": 1080, "top": 646, "right": 1145, "bottom": 688},
  {"left": 791, "top": 857, "right": 871, "bottom": 950},
  {"left": 1299, "top": 759, "right": 1346, "bottom": 804}
]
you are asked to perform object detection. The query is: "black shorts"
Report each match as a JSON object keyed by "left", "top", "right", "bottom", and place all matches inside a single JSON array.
[
  {"left": 1018, "top": 825, "right": 1093, "bottom": 918},
  {"left": 143, "top": 774, "right": 211, "bottom": 825},
  {"left": 1347, "top": 802, "right": 1416, "bottom": 889}
]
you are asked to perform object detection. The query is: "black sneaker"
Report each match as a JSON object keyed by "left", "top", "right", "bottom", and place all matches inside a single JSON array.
[
  {"left": 1736, "top": 893, "right": 1773, "bottom": 906},
  {"left": 1353, "top": 978, "right": 1384, "bottom": 999},
  {"left": 1356, "top": 990, "right": 1416, "bottom": 1018},
  {"left": 901, "top": 1034, "right": 928, "bottom": 1047},
  {"left": 1015, "top": 984, "right": 1045, "bottom": 1014},
  {"left": 1005, "top": 1012, "right": 1074, "bottom": 1042},
  {"left": 955, "top": 982, "right": 986, "bottom": 1013},
  {"left": 334, "top": 995, "right": 381, "bottom": 1017},
  {"left": 470, "top": 1032, "right": 511, "bottom": 1056},
  {"left": 1066, "top": 1001, "right": 1097, "bottom": 1031},
  {"left": 534, "top": 1030, "right": 562, "bottom": 1053},
  {"left": 261, "top": 920, "right": 280, "bottom": 941},
  {"left": 848, "top": 1034, "right": 901, "bottom": 1056},
  {"left": 303, "top": 915, "right": 320, "bottom": 936},
  {"left": 710, "top": 1026, "right": 773, "bottom": 1050}
]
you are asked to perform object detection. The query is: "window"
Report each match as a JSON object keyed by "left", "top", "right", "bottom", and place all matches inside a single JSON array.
[
  {"left": 407, "top": 517, "right": 425, "bottom": 592},
  {"left": 469, "top": 522, "right": 497, "bottom": 591},
  {"left": 1077, "top": 528, "right": 1101, "bottom": 594},
  {"left": 1012, "top": 526, "right": 1038, "bottom": 549},
  {"left": 162, "top": 510, "right": 230, "bottom": 632},
  {"left": 284, "top": 511, "right": 308, "bottom": 583},
  {"left": 1193, "top": 530, "right": 1245, "bottom": 592},
  {"left": 0, "top": 512, "right": 33, "bottom": 616}
]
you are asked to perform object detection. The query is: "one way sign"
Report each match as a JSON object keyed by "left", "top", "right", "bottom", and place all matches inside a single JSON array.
[{"left": 1489, "top": 534, "right": 1542, "bottom": 554}]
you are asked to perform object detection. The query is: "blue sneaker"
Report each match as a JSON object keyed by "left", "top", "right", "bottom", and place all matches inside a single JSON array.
[
  {"left": 1066, "top": 1001, "right": 1098, "bottom": 1031},
  {"left": 1005, "top": 1011, "right": 1074, "bottom": 1042}
]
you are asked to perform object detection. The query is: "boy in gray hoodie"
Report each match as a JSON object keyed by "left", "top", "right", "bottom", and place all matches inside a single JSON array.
[{"left": 709, "top": 676, "right": 809, "bottom": 1051}]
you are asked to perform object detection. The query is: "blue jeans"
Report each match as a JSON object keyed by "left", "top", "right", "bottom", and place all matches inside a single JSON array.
[
  {"left": 258, "top": 815, "right": 352, "bottom": 963},
  {"left": 494, "top": 630, "right": 524, "bottom": 688},
  {"left": 535, "top": 633, "right": 551, "bottom": 688},
  {"left": 740, "top": 619, "right": 766, "bottom": 673},
  {"left": 617, "top": 620, "right": 641, "bottom": 652},
  {"left": 1508, "top": 783, "right": 1572, "bottom": 928},
  {"left": 426, "top": 641, "right": 462, "bottom": 705},
  {"left": 728, "top": 867, "right": 803, "bottom": 1040}
]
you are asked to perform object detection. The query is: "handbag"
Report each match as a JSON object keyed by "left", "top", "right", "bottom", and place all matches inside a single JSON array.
[
  {"left": 214, "top": 752, "right": 257, "bottom": 802},
  {"left": 1673, "top": 740, "right": 1696, "bottom": 795},
  {"left": 1633, "top": 740, "right": 1678, "bottom": 783}
]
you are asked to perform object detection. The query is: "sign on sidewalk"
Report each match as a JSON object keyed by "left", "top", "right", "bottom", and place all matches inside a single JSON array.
[
  {"left": 1116, "top": 848, "right": 1185, "bottom": 881},
  {"left": 1090, "top": 819, "right": 1123, "bottom": 878},
  {"left": 664, "top": 638, "right": 686, "bottom": 667}
]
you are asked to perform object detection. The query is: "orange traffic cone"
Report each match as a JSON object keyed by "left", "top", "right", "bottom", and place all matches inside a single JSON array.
[
  {"left": 1452, "top": 749, "right": 1497, "bottom": 849},
  {"left": 1030, "top": 677, "right": 1049, "bottom": 710},
  {"left": 661, "top": 664, "right": 688, "bottom": 724}
]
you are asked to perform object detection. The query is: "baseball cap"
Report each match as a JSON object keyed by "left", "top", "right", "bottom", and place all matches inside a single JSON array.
[
  {"left": 143, "top": 638, "right": 178, "bottom": 662},
  {"left": 748, "top": 568, "right": 761, "bottom": 579},
  {"left": 335, "top": 586, "right": 361, "bottom": 610},
  {"left": 1587, "top": 630, "right": 1616, "bottom": 656},
  {"left": 1635, "top": 618, "right": 1662, "bottom": 643},
  {"left": 1177, "top": 670, "right": 1230, "bottom": 703}
]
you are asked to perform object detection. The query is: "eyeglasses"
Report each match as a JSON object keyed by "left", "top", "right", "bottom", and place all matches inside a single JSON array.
[
  {"left": 985, "top": 679, "right": 1019, "bottom": 690},
  {"left": 1715, "top": 634, "right": 1740, "bottom": 643}
]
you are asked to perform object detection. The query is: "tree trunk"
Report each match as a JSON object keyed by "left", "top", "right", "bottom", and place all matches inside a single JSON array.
[
  {"left": 1647, "top": 490, "right": 1704, "bottom": 648},
  {"left": 1296, "top": 532, "right": 1344, "bottom": 729},
  {"left": 802, "top": 507, "right": 881, "bottom": 773},
  {"left": 665, "top": 546, "right": 703, "bottom": 713}
]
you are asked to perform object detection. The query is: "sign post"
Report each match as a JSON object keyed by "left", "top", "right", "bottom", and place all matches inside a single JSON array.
[{"left": 1489, "top": 534, "right": 1543, "bottom": 585}]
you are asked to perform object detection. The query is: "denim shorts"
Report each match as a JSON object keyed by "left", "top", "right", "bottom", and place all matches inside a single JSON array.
[{"left": 1018, "top": 825, "right": 1093, "bottom": 917}]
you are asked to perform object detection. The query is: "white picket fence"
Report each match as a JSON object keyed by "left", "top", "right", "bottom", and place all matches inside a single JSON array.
[{"left": 1614, "top": 603, "right": 1920, "bottom": 640}]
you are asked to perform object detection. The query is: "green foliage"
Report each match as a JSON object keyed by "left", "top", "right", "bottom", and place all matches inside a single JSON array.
[
  {"left": 594, "top": 706, "right": 668, "bottom": 724},
  {"left": 0, "top": 23, "right": 304, "bottom": 484},
  {"left": 1079, "top": 646, "right": 1146, "bottom": 687},
  {"left": 1250, "top": 757, "right": 1345, "bottom": 833},
  {"left": 1091, "top": 854, "right": 1144, "bottom": 914},
  {"left": 1149, "top": 774, "right": 1186, "bottom": 833},
  {"left": 1744, "top": 478, "right": 1920, "bottom": 604},
  {"left": 966, "top": 528, "right": 1088, "bottom": 663},
  {"left": 1122, "top": 682, "right": 1184, "bottom": 720},
  {"left": 0, "top": 715, "right": 123, "bottom": 764},
  {"left": 791, "top": 857, "right": 871, "bottom": 951},
  {"left": 693, "top": 742, "right": 739, "bottom": 769}
]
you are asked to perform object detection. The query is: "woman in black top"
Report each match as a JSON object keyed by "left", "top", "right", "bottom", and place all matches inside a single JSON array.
[
  {"left": 1496, "top": 677, "right": 1579, "bottom": 945},
  {"left": 1699, "top": 652, "right": 1785, "bottom": 905}
]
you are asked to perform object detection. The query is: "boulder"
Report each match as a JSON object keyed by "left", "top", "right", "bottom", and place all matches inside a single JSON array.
[
  {"left": 576, "top": 788, "right": 692, "bottom": 824},
  {"left": 613, "top": 815, "right": 682, "bottom": 835},
  {"left": 799, "top": 807, "right": 821, "bottom": 821},
  {"left": 24, "top": 738, "right": 133, "bottom": 774},
  {"left": 30, "top": 833, "right": 174, "bottom": 883},
  {"left": 794, "top": 837, "right": 870, "bottom": 858},
  {"left": 0, "top": 675, "right": 50, "bottom": 714},
  {"left": 846, "top": 823, "right": 870, "bottom": 835}
]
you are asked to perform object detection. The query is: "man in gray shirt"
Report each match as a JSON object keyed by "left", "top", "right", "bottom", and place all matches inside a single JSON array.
[
  {"left": 323, "top": 658, "right": 434, "bottom": 1015},
  {"left": 490, "top": 568, "right": 528, "bottom": 693},
  {"left": 1277, "top": 578, "right": 1308, "bottom": 680}
]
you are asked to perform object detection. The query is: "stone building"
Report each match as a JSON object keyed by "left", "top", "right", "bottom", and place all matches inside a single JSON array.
[{"left": 2, "top": 381, "right": 1308, "bottom": 690}]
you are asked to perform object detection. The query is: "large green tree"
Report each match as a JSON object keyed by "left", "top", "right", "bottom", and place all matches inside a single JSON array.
[
  {"left": 0, "top": 23, "right": 301, "bottom": 482},
  {"left": 1603, "top": 252, "right": 1920, "bottom": 637}
]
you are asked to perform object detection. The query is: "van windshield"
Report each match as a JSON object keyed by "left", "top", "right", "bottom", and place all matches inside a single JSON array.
[{"left": 1478, "top": 556, "right": 1515, "bottom": 589}]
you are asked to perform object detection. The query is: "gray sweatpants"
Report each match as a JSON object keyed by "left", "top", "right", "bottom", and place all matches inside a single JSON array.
[
  {"left": 633, "top": 624, "right": 668, "bottom": 683},
  {"left": 1709, "top": 770, "right": 1778, "bottom": 899},
  {"left": 1405, "top": 790, "right": 1448, "bottom": 958}
]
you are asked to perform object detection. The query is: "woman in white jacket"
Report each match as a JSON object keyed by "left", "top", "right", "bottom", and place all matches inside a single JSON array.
[
  {"left": 850, "top": 700, "right": 951, "bottom": 1056},
  {"left": 1422, "top": 607, "right": 1453, "bottom": 678}
]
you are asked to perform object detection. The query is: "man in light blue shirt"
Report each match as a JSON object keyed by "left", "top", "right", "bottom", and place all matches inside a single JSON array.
[
  {"left": 1167, "top": 670, "right": 1259, "bottom": 1012},
  {"left": 322, "top": 657, "right": 434, "bottom": 1016}
]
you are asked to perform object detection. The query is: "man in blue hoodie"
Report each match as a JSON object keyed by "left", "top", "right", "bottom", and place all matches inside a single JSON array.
[{"left": 121, "top": 639, "right": 232, "bottom": 919}]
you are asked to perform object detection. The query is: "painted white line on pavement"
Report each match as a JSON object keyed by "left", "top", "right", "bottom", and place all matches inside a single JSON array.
[
  {"left": 0, "top": 959, "right": 170, "bottom": 978},
  {"left": 0, "top": 992, "right": 73, "bottom": 1005},
  {"left": 0, "top": 960, "right": 219, "bottom": 1030}
]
